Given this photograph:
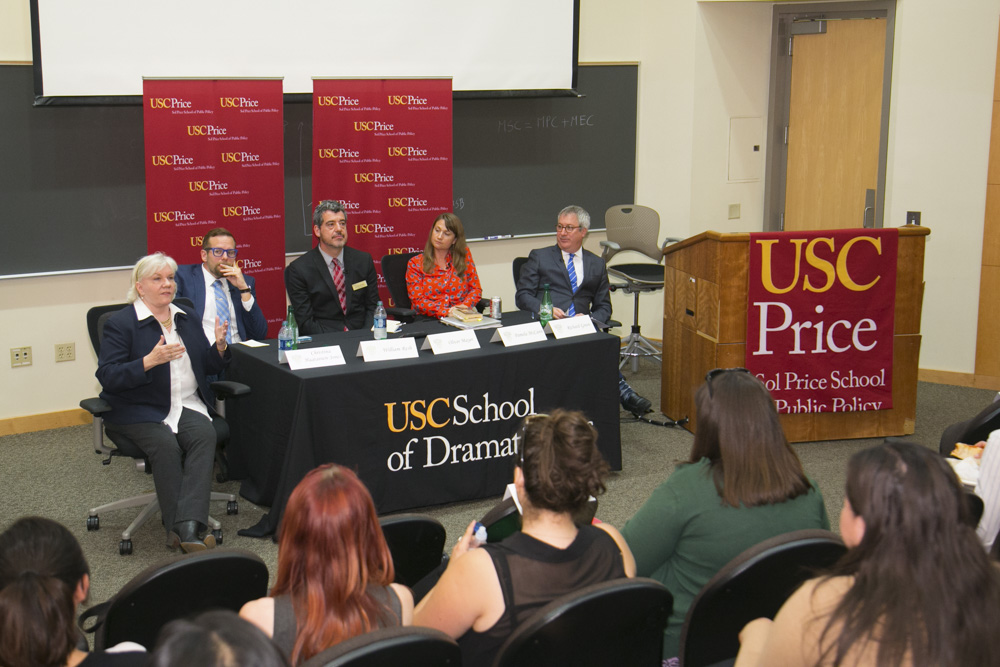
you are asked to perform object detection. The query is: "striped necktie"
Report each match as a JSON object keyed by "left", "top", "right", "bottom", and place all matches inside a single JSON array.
[
  {"left": 567, "top": 253, "right": 578, "bottom": 317},
  {"left": 331, "top": 258, "right": 347, "bottom": 311},
  {"left": 212, "top": 279, "right": 232, "bottom": 343}
]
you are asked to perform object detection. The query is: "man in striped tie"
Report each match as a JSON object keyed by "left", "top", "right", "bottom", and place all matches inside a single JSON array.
[{"left": 515, "top": 205, "right": 652, "bottom": 417}]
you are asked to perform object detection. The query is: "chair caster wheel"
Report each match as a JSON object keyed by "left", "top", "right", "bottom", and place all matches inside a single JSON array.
[
  {"left": 119, "top": 539, "right": 133, "bottom": 555},
  {"left": 213, "top": 529, "right": 223, "bottom": 545},
  {"left": 227, "top": 501, "right": 238, "bottom": 515},
  {"left": 87, "top": 515, "right": 100, "bottom": 531}
]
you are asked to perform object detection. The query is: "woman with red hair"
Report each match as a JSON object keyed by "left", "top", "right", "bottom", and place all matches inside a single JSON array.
[{"left": 240, "top": 464, "right": 413, "bottom": 665}]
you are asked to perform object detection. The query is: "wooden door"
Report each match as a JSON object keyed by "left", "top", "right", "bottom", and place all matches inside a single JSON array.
[{"left": 784, "top": 18, "right": 886, "bottom": 231}]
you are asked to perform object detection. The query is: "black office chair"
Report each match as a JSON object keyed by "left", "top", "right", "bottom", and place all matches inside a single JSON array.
[
  {"left": 939, "top": 397, "right": 1000, "bottom": 456},
  {"left": 78, "top": 549, "right": 269, "bottom": 651},
  {"left": 299, "top": 626, "right": 461, "bottom": 667},
  {"left": 80, "top": 303, "right": 247, "bottom": 555},
  {"left": 378, "top": 513, "right": 446, "bottom": 587},
  {"left": 599, "top": 205, "right": 680, "bottom": 372},
  {"left": 380, "top": 252, "right": 422, "bottom": 322},
  {"left": 511, "top": 256, "right": 622, "bottom": 330},
  {"left": 678, "top": 529, "right": 846, "bottom": 667},
  {"left": 493, "top": 577, "right": 673, "bottom": 667},
  {"left": 966, "top": 491, "right": 985, "bottom": 527}
]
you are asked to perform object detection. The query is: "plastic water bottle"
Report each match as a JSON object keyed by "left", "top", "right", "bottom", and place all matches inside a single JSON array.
[
  {"left": 278, "top": 320, "right": 292, "bottom": 363},
  {"left": 285, "top": 305, "right": 298, "bottom": 349},
  {"left": 539, "top": 283, "right": 554, "bottom": 327},
  {"left": 374, "top": 301, "right": 387, "bottom": 340}
]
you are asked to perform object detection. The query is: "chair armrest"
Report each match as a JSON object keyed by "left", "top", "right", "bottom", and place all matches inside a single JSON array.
[
  {"left": 386, "top": 306, "right": 416, "bottom": 322},
  {"left": 476, "top": 298, "right": 490, "bottom": 313},
  {"left": 599, "top": 240, "right": 621, "bottom": 262},
  {"left": 80, "top": 397, "right": 112, "bottom": 416},
  {"left": 661, "top": 237, "right": 683, "bottom": 251},
  {"left": 210, "top": 381, "right": 251, "bottom": 400}
]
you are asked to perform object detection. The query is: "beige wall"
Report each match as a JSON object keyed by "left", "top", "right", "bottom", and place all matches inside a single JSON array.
[{"left": 2, "top": 0, "right": 999, "bottom": 422}]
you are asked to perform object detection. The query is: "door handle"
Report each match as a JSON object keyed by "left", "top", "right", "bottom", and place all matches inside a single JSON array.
[{"left": 862, "top": 188, "right": 875, "bottom": 228}]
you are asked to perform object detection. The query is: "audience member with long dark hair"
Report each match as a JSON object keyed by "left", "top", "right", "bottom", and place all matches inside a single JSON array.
[
  {"left": 413, "top": 409, "right": 636, "bottom": 667},
  {"left": 736, "top": 440, "right": 1000, "bottom": 666},
  {"left": 621, "top": 368, "right": 829, "bottom": 663},
  {"left": 0, "top": 516, "right": 145, "bottom": 667},
  {"left": 149, "top": 610, "right": 288, "bottom": 667},
  {"left": 240, "top": 465, "right": 413, "bottom": 665}
]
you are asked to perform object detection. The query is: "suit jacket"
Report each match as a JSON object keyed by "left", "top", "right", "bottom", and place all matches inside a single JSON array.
[
  {"left": 174, "top": 263, "right": 269, "bottom": 341},
  {"left": 284, "top": 246, "right": 379, "bottom": 334},
  {"left": 514, "top": 245, "right": 612, "bottom": 324},
  {"left": 96, "top": 302, "right": 229, "bottom": 425}
]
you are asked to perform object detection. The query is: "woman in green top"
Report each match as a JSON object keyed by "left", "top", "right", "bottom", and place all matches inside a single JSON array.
[{"left": 621, "top": 368, "right": 829, "bottom": 665}]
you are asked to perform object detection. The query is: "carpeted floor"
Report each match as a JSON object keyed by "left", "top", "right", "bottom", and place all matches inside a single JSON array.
[{"left": 0, "top": 362, "right": 993, "bottom": 617}]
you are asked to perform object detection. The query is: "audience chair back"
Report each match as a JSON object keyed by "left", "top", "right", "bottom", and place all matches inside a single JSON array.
[
  {"left": 679, "top": 529, "right": 846, "bottom": 667},
  {"left": 299, "top": 626, "right": 460, "bottom": 667},
  {"left": 378, "top": 513, "right": 446, "bottom": 587},
  {"left": 939, "top": 398, "right": 1000, "bottom": 456},
  {"left": 493, "top": 577, "right": 673, "bottom": 667},
  {"left": 80, "top": 549, "right": 268, "bottom": 651},
  {"left": 966, "top": 491, "right": 985, "bottom": 527}
]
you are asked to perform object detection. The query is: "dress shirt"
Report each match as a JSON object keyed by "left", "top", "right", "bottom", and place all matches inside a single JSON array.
[
  {"left": 561, "top": 249, "right": 583, "bottom": 296},
  {"left": 200, "top": 265, "right": 253, "bottom": 344}
]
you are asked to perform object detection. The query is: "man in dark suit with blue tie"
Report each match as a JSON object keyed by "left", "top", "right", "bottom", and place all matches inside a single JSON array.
[
  {"left": 174, "top": 227, "right": 269, "bottom": 344},
  {"left": 284, "top": 200, "right": 379, "bottom": 334},
  {"left": 515, "top": 205, "right": 652, "bottom": 416}
]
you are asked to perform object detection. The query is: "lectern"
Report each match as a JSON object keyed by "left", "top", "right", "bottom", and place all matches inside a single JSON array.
[{"left": 660, "top": 227, "right": 929, "bottom": 443}]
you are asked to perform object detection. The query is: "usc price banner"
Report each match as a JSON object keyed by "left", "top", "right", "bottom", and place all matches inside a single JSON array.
[
  {"left": 312, "top": 78, "right": 453, "bottom": 305},
  {"left": 746, "top": 229, "right": 898, "bottom": 414},
  {"left": 144, "top": 79, "right": 285, "bottom": 337}
]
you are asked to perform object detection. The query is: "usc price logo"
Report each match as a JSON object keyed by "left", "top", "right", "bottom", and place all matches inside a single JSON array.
[
  {"left": 387, "top": 146, "right": 428, "bottom": 157},
  {"left": 151, "top": 154, "right": 194, "bottom": 166},
  {"left": 355, "top": 173, "right": 394, "bottom": 183},
  {"left": 220, "top": 152, "right": 260, "bottom": 163},
  {"left": 386, "top": 246, "right": 421, "bottom": 255},
  {"left": 354, "top": 121, "right": 395, "bottom": 132},
  {"left": 387, "top": 197, "right": 428, "bottom": 208},
  {"left": 188, "top": 180, "right": 229, "bottom": 192},
  {"left": 387, "top": 95, "right": 428, "bottom": 106},
  {"left": 222, "top": 205, "right": 262, "bottom": 217},
  {"left": 148, "top": 97, "right": 192, "bottom": 109},
  {"left": 219, "top": 97, "right": 260, "bottom": 108},
  {"left": 354, "top": 223, "right": 395, "bottom": 234},
  {"left": 153, "top": 210, "right": 196, "bottom": 223},
  {"left": 316, "top": 95, "right": 360, "bottom": 106},
  {"left": 757, "top": 236, "right": 883, "bottom": 294},
  {"left": 187, "top": 125, "right": 227, "bottom": 137},
  {"left": 317, "top": 148, "right": 360, "bottom": 159}
]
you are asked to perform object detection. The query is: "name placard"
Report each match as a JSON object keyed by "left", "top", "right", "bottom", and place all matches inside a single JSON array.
[
  {"left": 422, "top": 329, "right": 481, "bottom": 355},
  {"left": 490, "top": 321, "right": 548, "bottom": 347},
  {"left": 547, "top": 316, "right": 597, "bottom": 339},
  {"left": 356, "top": 337, "right": 420, "bottom": 362},
  {"left": 285, "top": 345, "right": 346, "bottom": 370}
]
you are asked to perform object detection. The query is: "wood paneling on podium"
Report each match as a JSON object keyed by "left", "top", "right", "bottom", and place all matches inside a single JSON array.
[{"left": 661, "top": 227, "right": 929, "bottom": 443}]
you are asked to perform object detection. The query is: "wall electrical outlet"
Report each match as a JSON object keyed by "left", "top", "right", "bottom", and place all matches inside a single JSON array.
[
  {"left": 10, "top": 346, "right": 32, "bottom": 367},
  {"left": 55, "top": 342, "right": 75, "bottom": 362}
]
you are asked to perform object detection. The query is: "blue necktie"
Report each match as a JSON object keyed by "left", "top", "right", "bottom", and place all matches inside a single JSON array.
[
  {"left": 567, "top": 253, "right": 578, "bottom": 317},
  {"left": 213, "top": 279, "right": 232, "bottom": 343}
]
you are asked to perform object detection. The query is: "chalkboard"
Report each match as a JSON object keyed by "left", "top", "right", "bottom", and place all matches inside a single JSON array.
[{"left": 0, "top": 64, "right": 637, "bottom": 276}]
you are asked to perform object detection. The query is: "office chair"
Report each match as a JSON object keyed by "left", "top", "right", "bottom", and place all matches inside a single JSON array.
[
  {"left": 78, "top": 549, "right": 268, "bottom": 650},
  {"left": 299, "top": 626, "right": 461, "bottom": 667},
  {"left": 600, "top": 205, "right": 680, "bottom": 372},
  {"left": 493, "top": 577, "right": 673, "bottom": 667},
  {"left": 80, "top": 303, "right": 247, "bottom": 555},
  {"left": 511, "top": 256, "right": 622, "bottom": 330},
  {"left": 939, "top": 396, "right": 1000, "bottom": 456},
  {"left": 678, "top": 529, "right": 846, "bottom": 667},
  {"left": 377, "top": 513, "right": 446, "bottom": 587}
]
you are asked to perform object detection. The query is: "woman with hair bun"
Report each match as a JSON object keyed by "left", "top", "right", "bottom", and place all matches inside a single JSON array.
[
  {"left": 0, "top": 516, "right": 145, "bottom": 666},
  {"left": 736, "top": 440, "right": 1000, "bottom": 667},
  {"left": 240, "top": 465, "right": 413, "bottom": 665},
  {"left": 413, "top": 409, "right": 635, "bottom": 667}
]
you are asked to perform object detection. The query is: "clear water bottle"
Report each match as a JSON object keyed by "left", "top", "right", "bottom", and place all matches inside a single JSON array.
[
  {"left": 278, "top": 320, "right": 292, "bottom": 362},
  {"left": 539, "top": 283, "right": 554, "bottom": 327},
  {"left": 286, "top": 305, "right": 298, "bottom": 349},
  {"left": 374, "top": 301, "right": 387, "bottom": 340}
]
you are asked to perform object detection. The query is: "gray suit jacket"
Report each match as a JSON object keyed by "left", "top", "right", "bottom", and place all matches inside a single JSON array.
[
  {"left": 284, "top": 246, "right": 379, "bottom": 334},
  {"left": 515, "top": 245, "right": 612, "bottom": 324}
]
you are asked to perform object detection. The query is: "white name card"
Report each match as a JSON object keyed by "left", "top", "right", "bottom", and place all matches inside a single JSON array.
[
  {"left": 356, "top": 337, "right": 420, "bottom": 362},
  {"left": 547, "top": 316, "right": 597, "bottom": 339},
  {"left": 422, "top": 329, "right": 481, "bottom": 354},
  {"left": 285, "top": 345, "right": 346, "bottom": 370},
  {"left": 490, "top": 321, "right": 548, "bottom": 347}
]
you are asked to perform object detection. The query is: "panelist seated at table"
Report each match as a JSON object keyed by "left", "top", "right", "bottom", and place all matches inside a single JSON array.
[
  {"left": 735, "top": 441, "right": 1000, "bottom": 667},
  {"left": 405, "top": 212, "right": 483, "bottom": 320},
  {"left": 174, "top": 227, "right": 268, "bottom": 344},
  {"left": 514, "top": 204, "right": 652, "bottom": 417},
  {"left": 96, "top": 252, "right": 230, "bottom": 553},
  {"left": 241, "top": 464, "right": 413, "bottom": 665},
  {"left": 285, "top": 200, "right": 379, "bottom": 334},
  {"left": 413, "top": 410, "right": 636, "bottom": 667}
]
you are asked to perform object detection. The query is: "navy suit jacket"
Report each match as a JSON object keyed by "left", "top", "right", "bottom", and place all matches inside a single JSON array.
[
  {"left": 96, "top": 303, "right": 229, "bottom": 425},
  {"left": 515, "top": 245, "right": 612, "bottom": 324},
  {"left": 284, "top": 246, "right": 379, "bottom": 334},
  {"left": 174, "top": 263, "right": 269, "bottom": 341}
]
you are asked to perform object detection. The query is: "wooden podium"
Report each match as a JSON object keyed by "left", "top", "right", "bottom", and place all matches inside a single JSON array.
[{"left": 660, "top": 227, "right": 930, "bottom": 443}]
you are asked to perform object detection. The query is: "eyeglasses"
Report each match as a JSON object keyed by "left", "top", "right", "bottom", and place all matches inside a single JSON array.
[
  {"left": 705, "top": 367, "right": 752, "bottom": 397},
  {"left": 517, "top": 413, "right": 550, "bottom": 468},
  {"left": 206, "top": 248, "right": 238, "bottom": 258},
  {"left": 555, "top": 224, "right": 582, "bottom": 233}
]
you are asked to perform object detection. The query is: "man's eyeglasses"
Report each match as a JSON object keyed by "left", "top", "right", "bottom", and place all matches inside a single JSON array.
[
  {"left": 555, "top": 224, "right": 582, "bottom": 233},
  {"left": 206, "top": 248, "right": 238, "bottom": 258},
  {"left": 705, "top": 367, "right": 752, "bottom": 397}
]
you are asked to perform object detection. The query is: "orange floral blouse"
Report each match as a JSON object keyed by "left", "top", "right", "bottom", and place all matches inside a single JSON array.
[{"left": 405, "top": 248, "right": 483, "bottom": 318}]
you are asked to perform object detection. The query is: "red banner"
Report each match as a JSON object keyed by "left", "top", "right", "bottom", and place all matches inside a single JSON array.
[
  {"left": 746, "top": 229, "right": 898, "bottom": 414},
  {"left": 143, "top": 79, "right": 286, "bottom": 337},
  {"left": 311, "top": 78, "right": 453, "bottom": 305}
]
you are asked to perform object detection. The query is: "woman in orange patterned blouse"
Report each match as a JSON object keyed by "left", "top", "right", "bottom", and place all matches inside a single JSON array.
[{"left": 405, "top": 213, "right": 483, "bottom": 319}]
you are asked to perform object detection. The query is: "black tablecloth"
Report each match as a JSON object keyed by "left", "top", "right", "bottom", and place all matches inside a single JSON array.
[{"left": 226, "top": 311, "right": 621, "bottom": 536}]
